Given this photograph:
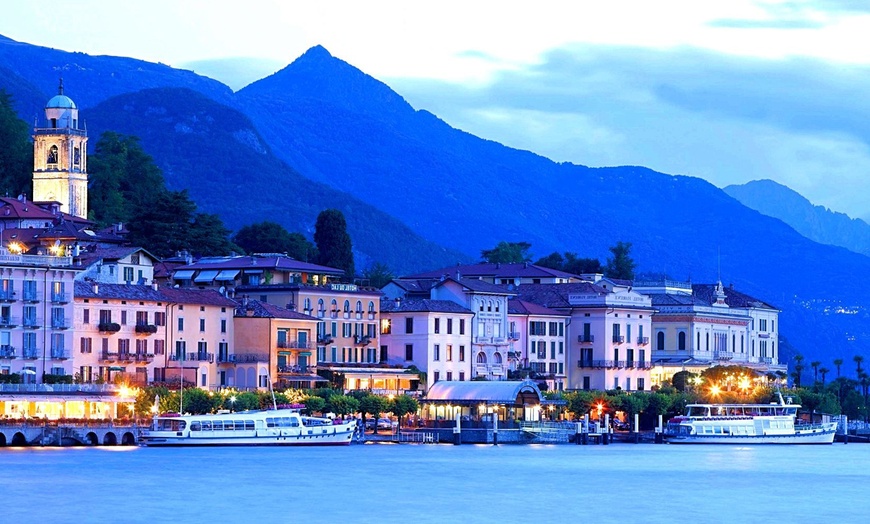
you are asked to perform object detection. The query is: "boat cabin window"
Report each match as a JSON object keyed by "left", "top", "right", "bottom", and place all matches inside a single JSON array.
[
  {"left": 267, "top": 416, "right": 301, "bottom": 428},
  {"left": 246, "top": 420, "right": 255, "bottom": 430},
  {"left": 202, "top": 421, "right": 212, "bottom": 431},
  {"left": 213, "top": 421, "right": 225, "bottom": 431},
  {"left": 687, "top": 406, "right": 709, "bottom": 417},
  {"left": 156, "top": 419, "right": 187, "bottom": 431},
  {"left": 191, "top": 422, "right": 201, "bottom": 431}
]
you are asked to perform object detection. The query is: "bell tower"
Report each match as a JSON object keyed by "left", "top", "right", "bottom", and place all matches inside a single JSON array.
[{"left": 32, "top": 79, "right": 88, "bottom": 219}]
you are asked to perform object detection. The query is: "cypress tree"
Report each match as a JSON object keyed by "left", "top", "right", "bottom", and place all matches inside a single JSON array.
[{"left": 314, "top": 209, "right": 355, "bottom": 280}]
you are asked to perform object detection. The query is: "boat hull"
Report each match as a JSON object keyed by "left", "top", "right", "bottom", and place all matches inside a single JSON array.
[
  {"left": 667, "top": 426, "right": 837, "bottom": 445},
  {"left": 141, "top": 428, "right": 356, "bottom": 447}
]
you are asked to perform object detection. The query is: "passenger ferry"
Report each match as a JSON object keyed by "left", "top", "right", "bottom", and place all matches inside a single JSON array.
[
  {"left": 140, "top": 408, "right": 357, "bottom": 446},
  {"left": 665, "top": 394, "right": 837, "bottom": 444}
]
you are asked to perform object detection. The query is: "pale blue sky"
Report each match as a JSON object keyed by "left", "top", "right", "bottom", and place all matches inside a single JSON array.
[{"left": 2, "top": 0, "right": 870, "bottom": 220}]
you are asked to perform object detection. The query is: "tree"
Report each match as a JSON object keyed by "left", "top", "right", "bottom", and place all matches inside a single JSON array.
[
  {"left": 361, "top": 262, "right": 394, "bottom": 288},
  {"left": 302, "top": 395, "right": 326, "bottom": 415},
  {"left": 0, "top": 90, "right": 33, "bottom": 196},
  {"left": 819, "top": 367, "right": 829, "bottom": 386},
  {"left": 564, "top": 390, "right": 596, "bottom": 417},
  {"left": 189, "top": 213, "right": 242, "bottom": 256},
  {"left": 534, "top": 251, "right": 602, "bottom": 275},
  {"left": 480, "top": 241, "right": 532, "bottom": 263},
  {"left": 671, "top": 370, "right": 698, "bottom": 392},
  {"left": 389, "top": 394, "right": 419, "bottom": 428},
  {"left": 127, "top": 189, "right": 196, "bottom": 258},
  {"left": 233, "top": 221, "right": 317, "bottom": 261},
  {"left": 326, "top": 394, "right": 359, "bottom": 417},
  {"left": 314, "top": 209, "right": 355, "bottom": 279},
  {"left": 811, "top": 361, "right": 821, "bottom": 384},
  {"left": 854, "top": 355, "right": 864, "bottom": 375},
  {"left": 358, "top": 394, "right": 388, "bottom": 433},
  {"left": 604, "top": 241, "right": 636, "bottom": 280},
  {"left": 834, "top": 358, "right": 843, "bottom": 379},
  {"left": 792, "top": 354, "right": 805, "bottom": 388}
]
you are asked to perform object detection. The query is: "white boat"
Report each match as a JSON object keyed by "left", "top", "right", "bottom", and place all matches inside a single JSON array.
[
  {"left": 140, "top": 408, "right": 357, "bottom": 446},
  {"left": 665, "top": 394, "right": 837, "bottom": 445}
]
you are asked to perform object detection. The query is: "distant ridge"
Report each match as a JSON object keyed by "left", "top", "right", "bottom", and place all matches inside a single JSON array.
[{"left": 725, "top": 179, "right": 870, "bottom": 257}]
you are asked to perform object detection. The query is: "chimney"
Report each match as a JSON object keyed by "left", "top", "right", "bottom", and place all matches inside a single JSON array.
[
  {"left": 152, "top": 282, "right": 159, "bottom": 291},
  {"left": 92, "top": 283, "right": 99, "bottom": 294},
  {"left": 394, "top": 297, "right": 401, "bottom": 309}
]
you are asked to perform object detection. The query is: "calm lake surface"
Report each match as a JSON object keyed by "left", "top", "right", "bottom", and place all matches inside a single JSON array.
[{"left": 1, "top": 443, "right": 868, "bottom": 523}]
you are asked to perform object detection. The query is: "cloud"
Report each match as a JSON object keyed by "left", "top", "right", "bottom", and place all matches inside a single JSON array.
[
  {"left": 388, "top": 43, "right": 870, "bottom": 220},
  {"left": 707, "top": 18, "right": 824, "bottom": 29}
]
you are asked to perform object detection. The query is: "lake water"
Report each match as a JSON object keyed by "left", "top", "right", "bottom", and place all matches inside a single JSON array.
[{"left": 1, "top": 443, "right": 868, "bottom": 523}]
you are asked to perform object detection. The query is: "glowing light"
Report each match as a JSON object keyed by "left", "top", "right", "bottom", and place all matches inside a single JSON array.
[
  {"left": 7, "top": 242, "right": 23, "bottom": 254},
  {"left": 710, "top": 385, "right": 722, "bottom": 396}
]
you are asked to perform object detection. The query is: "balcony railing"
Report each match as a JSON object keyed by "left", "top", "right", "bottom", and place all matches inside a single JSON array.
[
  {"left": 98, "top": 322, "right": 121, "bottom": 333},
  {"left": 0, "top": 290, "right": 15, "bottom": 302},
  {"left": 169, "top": 352, "right": 215, "bottom": 363},
  {"left": 637, "top": 337, "right": 649, "bottom": 346},
  {"left": 22, "top": 290, "right": 38, "bottom": 302},
  {"left": 508, "top": 332, "right": 520, "bottom": 341},
  {"left": 50, "top": 348, "right": 70, "bottom": 360},
  {"left": 51, "top": 292, "right": 70, "bottom": 304},
  {"left": 118, "top": 352, "right": 136, "bottom": 362},
  {"left": 219, "top": 353, "right": 269, "bottom": 364},
  {"left": 317, "top": 335, "right": 334, "bottom": 345},
  {"left": 612, "top": 335, "right": 624, "bottom": 344},
  {"left": 135, "top": 324, "right": 158, "bottom": 334},
  {"left": 0, "top": 316, "right": 18, "bottom": 328},
  {"left": 473, "top": 336, "right": 492, "bottom": 345},
  {"left": 353, "top": 335, "right": 372, "bottom": 346},
  {"left": 22, "top": 348, "right": 38, "bottom": 359},
  {"left": 368, "top": 313, "right": 376, "bottom": 320},
  {"left": 714, "top": 351, "right": 734, "bottom": 361},
  {"left": 0, "top": 345, "right": 15, "bottom": 358},
  {"left": 51, "top": 318, "right": 70, "bottom": 330},
  {"left": 135, "top": 353, "right": 155, "bottom": 362},
  {"left": 100, "top": 351, "right": 119, "bottom": 361},
  {"left": 577, "top": 334, "right": 594, "bottom": 343},
  {"left": 277, "top": 341, "right": 311, "bottom": 349},
  {"left": 22, "top": 317, "right": 40, "bottom": 328},
  {"left": 278, "top": 365, "right": 316, "bottom": 374}
]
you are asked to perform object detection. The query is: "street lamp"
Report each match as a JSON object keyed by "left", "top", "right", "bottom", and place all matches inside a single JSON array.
[{"left": 229, "top": 395, "right": 237, "bottom": 412}]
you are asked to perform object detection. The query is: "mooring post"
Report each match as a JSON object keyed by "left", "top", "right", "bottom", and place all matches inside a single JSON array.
[
  {"left": 454, "top": 411, "right": 461, "bottom": 445},
  {"left": 655, "top": 414, "right": 664, "bottom": 444},
  {"left": 492, "top": 412, "right": 499, "bottom": 446},
  {"left": 603, "top": 414, "right": 610, "bottom": 445},
  {"left": 634, "top": 413, "right": 640, "bottom": 444}
]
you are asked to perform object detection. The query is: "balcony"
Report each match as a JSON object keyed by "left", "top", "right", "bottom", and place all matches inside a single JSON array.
[
  {"left": 0, "top": 290, "right": 15, "bottom": 302},
  {"left": 277, "top": 340, "right": 311, "bottom": 349},
  {"left": 118, "top": 352, "right": 136, "bottom": 362},
  {"left": 98, "top": 322, "right": 121, "bottom": 333},
  {"left": 22, "top": 317, "right": 40, "bottom": 329},
  {"left": 714, "top": 350, "right": 734, "bottom": 361},
  {"left": 169, "top": 352, "right": 214, "bottom": 363},
  {"left": 135, "top": 324, "right": 158, "bottom": 334},
  {"left": 0, "top": 316, "right": 18, "bottom": 328},
  {"left": 473, "top": 336, "right": 492, "bottom": 345},
  {"left": 100, "top": 351, "right": 119, "bottom": 361},
  {"left": 0, "top": 345, "right": 15, "bottom": 358},
  {"left": 22, "top": 290, "right": 38, "bottom": 302},
  {"left": 22, "top": 348, "right": 38, "bottom": 359},
  {"left": 355, "top": 312, "right": 362, "bottom": 320},
  {"left": 50, "top": 348, "right": 70, "bottom": 360},
  {"left": 51, "top": 292, "right": 70, "bottom": 304},
  {"left": 278, "top": 365, "right": 316, "bottom": 374},
  {"left": 367, "top": 312, "right": 376, "bottom": 320},
  {"left": 317, "top": 309, "right": 326, "bottom": 318},
  {"left": 134, "top": 353, "right": 155, "bottom": 362},
  {"left": 317, "top": 335, "right": 334, "bottom": 346},
  {"left": 353, "top": 335, "right": 372, "bottom": 346},
  {"left": 625, "top": 360, "right": 635, "bottom": 369},
  {"left": 612, "top": 335, "right": 624, "bottom": 344},
  {"left": 577, "top": 334, "right": 594, "bottom": 344},
  {"left": 577, "top": 359, "right": 613, "bottom": 369},
  {"left": 342, "top": 312, "right": 350, "bottom": 319},
  {"left": 637, "top": 337, "right": 649, "bottom": 346},
  {"left": 508, "top": 331, "right": 520, "bottom": 341},
  {"left": 51, "top": 318, "right": 71, "bottom": 330},
  {"left": 222, "top": 353, "right": 269, "bottom": 364}
]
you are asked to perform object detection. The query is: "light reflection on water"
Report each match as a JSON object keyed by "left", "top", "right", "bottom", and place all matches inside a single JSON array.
[{"left": 1, "top": 443, "right": 868, "bottom": 523}]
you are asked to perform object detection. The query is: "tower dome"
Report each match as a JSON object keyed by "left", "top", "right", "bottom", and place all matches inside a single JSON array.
[{"left": 44, "top": 79, "right": 79, "bottom": 129}]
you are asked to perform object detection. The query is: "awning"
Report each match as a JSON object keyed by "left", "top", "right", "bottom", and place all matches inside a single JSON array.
[
  {"left": 194, "top": 270, "right": 220, "bottom": 283},
  {"left": 215, "top": 269, "right": 239, "bottom": 281},
  {"left": 244, "top": 269, "right": 263, "bottom": 274},
  {"left": 173, "top": 269, "right": 195, "bottom": 280}
]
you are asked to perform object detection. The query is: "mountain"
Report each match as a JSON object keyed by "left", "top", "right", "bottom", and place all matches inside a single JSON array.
[
  {"left": 82, "top": 87, "right": 467, "bottom": 275},
  {"left": 724, "top": 179, "right": 870, "bottom": 257},
  {"left": 1, "top": 37, "right": 869, "bottom": 371}
]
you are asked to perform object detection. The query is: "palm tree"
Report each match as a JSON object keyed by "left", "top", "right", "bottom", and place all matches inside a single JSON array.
[
  {"left": 855, "top": 355, "right": 864, "bottom": 375},
  {"left": 860, "top": 372, "right": 870, "bottom": 423},
  {"left": 811, "top": 361, "right": 821, "bottom": 383},
  {"left": 792, "top": 354, "right": 804, "bottom": 388},
  {"left": 819, "top": 367, "right": 829, "bottom": 386},
  {"left": 834, "top": 358, "right": 843, "bottom": 379}
]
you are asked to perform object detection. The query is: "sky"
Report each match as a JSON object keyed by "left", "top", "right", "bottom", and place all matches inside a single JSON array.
[{"left": 2, "top": 0, "right": 870, "bottom": 220}]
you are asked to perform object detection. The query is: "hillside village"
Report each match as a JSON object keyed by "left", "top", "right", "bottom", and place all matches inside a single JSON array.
[{"left": 0, "top": 86, "right": 786, "bottom": 400}]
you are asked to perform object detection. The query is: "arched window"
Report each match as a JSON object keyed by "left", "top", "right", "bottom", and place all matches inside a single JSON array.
[
  {"left": 368, "top": 301, "right": 375, "bottom": 313},
  {"left": 304, "top": 298, "right": 311, "bottom": 310},
  {"left": 493, "top": 352, "right": 502, "bottom": 364},
  {"left": 656, "top": 332, "right": 665, "bottom": 351},
  {"left": 343, "top": 300, "right": 350, "bottom": 312},
  {"left": 356, "top": 300, "right": 362, "bottom": 313},
  {"left": 678, "top": 332, "right": 686, "bottom": 351},
  {"left": 487, "top": 301, "right": 492, "bottom": 312},
  {"left": 477, "top": 352, "right": 487, "bottom": 364},
  {"left": 47, "top": 145, "right": 59, "bottom": 165},
  {"left": 495, "top": 302, "right": 500, "bottom": 313}
]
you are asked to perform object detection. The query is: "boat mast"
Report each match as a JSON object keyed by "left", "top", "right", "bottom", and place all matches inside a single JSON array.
[{"left": 267, "top": 372, "right": 277, "bottom": 410}]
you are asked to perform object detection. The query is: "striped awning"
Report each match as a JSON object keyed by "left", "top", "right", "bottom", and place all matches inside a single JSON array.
[
  {"left": 194, "top": 270, "right": 220, "bottom": 283},
  {"left": 215, "top": 269, "right": 239, "bottom": 281},
  {"left": 173, "top": 270, "right": 195, "bottom": 280}
]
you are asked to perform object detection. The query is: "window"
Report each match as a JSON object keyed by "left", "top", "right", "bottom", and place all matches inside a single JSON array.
[
  {"left": 199, "top": 318, "right": 206, "bottom": 332},
  {"left": 549, "top": 322, "right": 558, "bottom": 336},
  {"left": 380, "top": 345, "right": 388, "bottom": 362},
  {"left": 80, "top": 337, "right": 92, "bottom": 353},
  {"left": 638, "top": 378, "right": 645, "bottom": 391},
  {"left": 380, "top": 319, "right": 391, "bottom": 334},
  {"left": 459, "top": 345, "right": 465, "bottom": 362},
  {"left": 433, "top": 344, "right": 440, "bottom": 361},
  {"left": 446, "top": 371, "right": 453, "bottom": 381},
  {"left": 434, "top": 318, "right": 440, "bottom": 334},
  {"left": 178, "top": 318, "right": 184, "bottom": 331},
  {"left": 135, "top": 311, "right": 147, "bottom": 325},
  {"left": 447, "top": 318, "right": 453, "bottom": 334},
  {"left": 583, "top": 376, "right": 591, "bottom": 390},
  {"left": 656, "top": 332, "right": 665, "bottom": 351},
  {"left": 83, "top": 309, "right": 90, "bottom": 324},
  {"left": 529, "top": 321, "right": 546, "bottom": 335},
  {"left": 154, "top": 340, "right": 165, "bottom": 355},
  {"left": 342, "top": 323, "right": 352, "bottom": 337},
  {"left": 221, "top": 319, "right": 227, "bottom": 333},
  {"left": 446, "top": 344, "right": 453, "bottom": 361},
  {"left": 433, "top": 371, "right": 440, "bottom": 383},
  {"left": 405, "top": 344, "right": 413, "bottom": 361},
  {"left": 99, "top": 310, "right": 111, "bottom": 324},
  {"left": 123, "top": 267, "right": 134, "bottom": 283},
  {"left": 678, "top": 332, "right": 686, "bottom": 350},
  {"left": 120, "top": 311, "right": 127, "bottom": 325},
  {"left": 405, "top": 317, "right": 414, "bottom": 334},
  {"left": 459, "top": 372, "right": 465, "bottom": 381},
  {"left": 154, "top": 312, "right": 165, "bottom": 326},
  {"left": 459, "top": 319, "right": 465, "bottom": 335}
]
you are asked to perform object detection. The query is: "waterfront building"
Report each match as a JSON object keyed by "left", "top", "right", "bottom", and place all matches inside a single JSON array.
[
  {"left": 515, "top": 283, "right": 654, "bottom": 391},
  {"left": 379, "top": 297, "right": 473, "bottom": 390},
  {"left": 507, "top": 299, "right": 570, "bottom": 392},
  {"left": 633, "top": 280, "right": 784, "bottom": 385},
  {"left": 170, "top": 254, "right": 343, "bottom": 289},
  {"left": 233, "top": 299, "right": 323, "bottom": 390},
  {"left": 74, "top": 246, "right": 160, "bottom": 285},
  {"left": 0, "top": 251, "right": 80, "bottom": 381}
]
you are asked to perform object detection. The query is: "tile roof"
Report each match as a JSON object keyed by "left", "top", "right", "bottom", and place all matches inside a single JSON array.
[
  {"left": 646, "top": 292, "right": 699, "bottom": 306},
  {"left": 387, "top": 278, "right": 440, "bottom": 294},
  {"left": 692, "top": 284, "right": 778, "bottom": 310},
  {"left": 177, "top": 255, "right": 344, "bottom": 275},
  {"left": 234, "top": 299, "right": 318, "bottom": 320},
  {"left": 405, "top": 262, "right": 579, "bottom": 280},
  {"left": 158, "top": 287, "right": 239, "bottom": 307},
  {"left": 75, "top": 281, "right": 165, "bottom": 301},
  {"left": 508, "top": 298, "right": 569, "bottom": 317},
  {"left": 438, "top": 277, "right": 516, "bottom": 295},
  {"left": 380, "top": 298, "right": 472, "bottom": 314},
  {"left": 513, "top": 282, "right": 609, "bottom": 309},
  {"left": 75, "top": 246, "right": 154, "bottom": 269}
]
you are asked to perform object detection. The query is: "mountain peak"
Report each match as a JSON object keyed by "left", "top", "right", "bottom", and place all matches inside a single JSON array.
[{"left": 298, "top": 44, "right": 333, "bottom": 61}]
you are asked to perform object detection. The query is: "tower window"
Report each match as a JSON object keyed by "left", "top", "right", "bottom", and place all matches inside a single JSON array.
[{"left": 47, "top": 145, "right": 59, "bottom": 165}]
